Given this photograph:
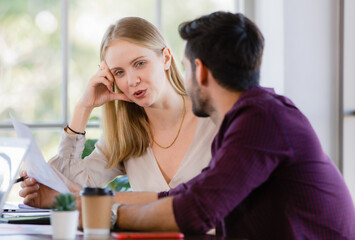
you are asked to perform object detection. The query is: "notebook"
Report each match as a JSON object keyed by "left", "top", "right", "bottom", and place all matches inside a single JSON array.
[
  {"left": 0, "top": 137, "right": 30, "bottom": 212},
  {"left": 0, "top": 137, "right": 50, "bottom": 224}
]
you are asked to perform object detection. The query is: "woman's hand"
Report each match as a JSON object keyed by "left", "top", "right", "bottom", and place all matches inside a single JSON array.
[
  {"left": 19, "top": 170, "right": 59, "bottom": 209},
  {"left": 78, "top": 61, "right": 132, "bottom": 109},
  {"left": 18, "top": 169, "right": 83, "bottom": 209}
]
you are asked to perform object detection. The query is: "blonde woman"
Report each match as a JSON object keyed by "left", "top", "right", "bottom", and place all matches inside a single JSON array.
[{"left": 19, "top": 17, "right": 218, "bottom": 208}]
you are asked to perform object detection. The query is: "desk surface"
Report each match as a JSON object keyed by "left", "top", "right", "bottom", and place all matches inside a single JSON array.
[
  {"left": 0, "top": 224, "right": 226, "bottom": 240},
  {"left": 0, "top": 234, "right": 225, "bottom": 240},
  {"left": 0, "top": 221, "right": 235, "bottom": 240}
]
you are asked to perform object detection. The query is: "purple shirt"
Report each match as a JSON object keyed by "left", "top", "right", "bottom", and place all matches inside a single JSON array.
[{"left": 159, "top": 87, "right": 355, "bottom": 239}]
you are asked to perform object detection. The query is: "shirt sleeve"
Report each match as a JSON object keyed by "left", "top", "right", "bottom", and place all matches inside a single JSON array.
[
  {"left": 48, "top": 130, "right": 125, "bottom": 187},
  {"left": 171, "top": 104, "right": 290, "bottom": 234}
]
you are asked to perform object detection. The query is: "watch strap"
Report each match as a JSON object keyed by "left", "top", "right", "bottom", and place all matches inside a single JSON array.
[{"left": 111, "top": 203, "right": 123, "bottom": 229}]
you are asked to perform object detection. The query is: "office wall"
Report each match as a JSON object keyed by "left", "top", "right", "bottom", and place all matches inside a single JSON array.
[
  {"left": 343, "top": 0, "right": 355, "bottom": 201},
  {"left": 254, "top": 0, "right": 284, "bottom": 94},
  {"left": 253, "top": 0, "right": 355, "bottom": 200},
  {"left": 253, "top": 0, "right": 340, "bottom": 166},
  {"left": 283, "top": 0, "right": 339, "bottom": 165}
]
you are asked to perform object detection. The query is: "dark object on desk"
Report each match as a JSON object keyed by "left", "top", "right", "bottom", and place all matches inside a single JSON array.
[
  {"left": 2, "top": 208, "right": 50, "bottom": 213},
  {"left": 14, "top": 176, "right": 28, "bottom": 184},
  {"left": 112, "top": 232, "right": 184, "bottom": 239},
  {"left": 0, "top": 215, "right": 50, "bottom": 225}
]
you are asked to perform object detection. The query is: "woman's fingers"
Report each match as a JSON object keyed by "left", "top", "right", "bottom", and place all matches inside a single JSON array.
[
  {"left": 99, "top": 61, "right": 132, "bottom": 103},
  {"left": 110, "top": 92, "right": 132, "bottom": 102},
  {"left": 91, "top": 72, "right": 114, "bottom": 94},
  {"left": 97, "top": 61, "right": 115, "bottom": 90},
  {"left": 19, "top": 177, "right": 39, "bottom": 198},
  {"left": 97, "top": 76, "right": 114, "bottom": 93},
  {"left": 97, "top": 68, "right": 114, "bottom": 83},
  {"left": 80, "top": 60, "right": 119, "bottom": 108},
  {"left": 102, "top": 61, "right": 115, "bottom": 81},
  {"left": 23, "top": 192, "right": 38, "bottom": 206},
  {"left": 20, "top": 177, "right": 37, "bottom": 188},
  {"left": 19, "top": 184, "right": 39, "bottom": 198},
  {"left": 20, "top": 170, "right": 27, "bottom": 177}
]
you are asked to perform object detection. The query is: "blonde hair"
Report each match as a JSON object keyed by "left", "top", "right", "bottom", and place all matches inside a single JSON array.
[{"left": 100, "top": 17, "right": 186, "bottom": 168}]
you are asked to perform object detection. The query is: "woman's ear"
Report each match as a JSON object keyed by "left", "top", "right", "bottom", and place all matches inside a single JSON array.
[
  {"left": 194, "top": 58, "right": 208, "bottom": 87},
  {"left": 162, "top": 48, "right": 172, "bottom": 70}
]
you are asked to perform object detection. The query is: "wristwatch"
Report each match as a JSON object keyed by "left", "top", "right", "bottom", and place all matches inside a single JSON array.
[{"left": 111, "top": 203, "right": 123, "bottom": 229}]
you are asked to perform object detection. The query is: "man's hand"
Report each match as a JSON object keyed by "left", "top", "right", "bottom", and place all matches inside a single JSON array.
[{"left": 118, "top": 196, "right": 179, "bottom": 232}]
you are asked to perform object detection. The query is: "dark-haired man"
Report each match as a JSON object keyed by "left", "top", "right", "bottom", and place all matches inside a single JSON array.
[{"left": 115, "top": 12, "right": 355, "bottom": 239}]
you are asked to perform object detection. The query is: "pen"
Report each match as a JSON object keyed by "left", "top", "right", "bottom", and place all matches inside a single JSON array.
[{"left": 14, "top": 176, "right": 28, "bottom": 184}]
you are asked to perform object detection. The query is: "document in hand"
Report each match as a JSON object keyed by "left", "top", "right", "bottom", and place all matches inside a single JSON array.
[{"left": 10, "top": 114, "right": 70, "bottom": 193}]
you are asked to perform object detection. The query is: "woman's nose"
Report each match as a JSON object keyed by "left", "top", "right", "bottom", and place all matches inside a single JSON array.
[{"left": 128, "top": 74, "right": 141, "bottom": 87}]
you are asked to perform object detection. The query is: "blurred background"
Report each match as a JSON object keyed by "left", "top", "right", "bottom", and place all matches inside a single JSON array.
[
  {"left": 0, "top": 0, "right": 236, "bottom": 202},
  {"left": 1, "top": 0, "right": 354, "bottom": 203}
]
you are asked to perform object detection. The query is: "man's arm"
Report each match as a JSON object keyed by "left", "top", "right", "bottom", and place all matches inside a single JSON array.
[
  {"left": 114, "top": 192, "right": 158, "bottom": 204},
  {"left": 117, "top": 196, "right": 179, "bottom": 231}
]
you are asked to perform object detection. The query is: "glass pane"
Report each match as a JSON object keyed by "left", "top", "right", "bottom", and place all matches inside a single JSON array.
[
  {"left": 68, "top": 0, "right": 155, "bottom": 124},
  {"left": 343, "top": 0, "right": 355, "bottom": 201},
  {"left": 0, "top": 128, "right": 61, "bottom": 163},
  {"left": 3, "top": 128, "right": 61, "bottom": 202},
  {"left": 162, "top": 0, "right": 235, "bottom": 63},
  {"left": 3, "top": 126, "right": 102, "bottom": 203},
  {"left": 343, "top": 117, "right": 355, "bottom": 201},
  {"left": 0, "top": 0, "right": 62, "bottom": 123}
]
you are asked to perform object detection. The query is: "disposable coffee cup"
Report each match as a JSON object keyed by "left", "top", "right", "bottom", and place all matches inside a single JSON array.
[{"left": 80, "top": 187, "right": 114, "bottom": 236}]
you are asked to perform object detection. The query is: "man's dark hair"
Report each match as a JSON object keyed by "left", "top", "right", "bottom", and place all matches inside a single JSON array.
[{"left": 179, "top": 11, "right": 264, "bottom": 91}]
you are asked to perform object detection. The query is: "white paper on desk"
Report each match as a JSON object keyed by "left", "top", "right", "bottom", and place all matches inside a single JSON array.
[
  {"left": 10, "top": 114, "right": 70, "bottom": 193},
  {"left": 0, "top": 224, "right": 84, "bottom": 236},
  {"left": 2, "top": 212, "right": 50, "bottom": 217}
]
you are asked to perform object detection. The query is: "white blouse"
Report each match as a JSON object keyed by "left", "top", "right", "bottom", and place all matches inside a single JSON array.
[{"left": 49, "top": 117, "right": 218, "bottom": 192}]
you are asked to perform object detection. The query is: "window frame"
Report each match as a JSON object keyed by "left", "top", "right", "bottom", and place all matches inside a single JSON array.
[{"left": 0, "top": 0, "right": 242, "bottom": 131}]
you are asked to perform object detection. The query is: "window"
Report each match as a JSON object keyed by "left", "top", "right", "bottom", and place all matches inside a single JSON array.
[{"left": 0, "top": 0, "right": 238, "bottom": 202}]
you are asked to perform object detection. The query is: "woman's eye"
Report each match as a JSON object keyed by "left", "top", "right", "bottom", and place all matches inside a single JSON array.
[
  {"left": 114, "top": 70, "right": 124, "bottom": 76},
  {"left": 135, "top": 61, "right": 146, "bottom": 68}
]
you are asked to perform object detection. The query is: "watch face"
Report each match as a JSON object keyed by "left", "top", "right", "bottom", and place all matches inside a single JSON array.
[
  {"left": 111, "top": 203, "right": 122, "bottom": 229},
  {"left": 111, "top": 210, "right": 117, "bottom": 229}
]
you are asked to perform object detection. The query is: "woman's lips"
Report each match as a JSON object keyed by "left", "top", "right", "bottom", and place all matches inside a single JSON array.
[{"left": 133, "top": 89, "right": 147, "bottom": 98}]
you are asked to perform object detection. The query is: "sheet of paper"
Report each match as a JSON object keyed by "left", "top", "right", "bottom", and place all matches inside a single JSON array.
[
  {"left": 4, "top": 202, "right": 45, "bottom": 210},
  {"left": 10, "top": 114, "right": 70, "bottom": 193},
  {"left": 0, "top": 224, "right": 83, "bottom": 236},
  {"left": 2, "top": 212, "right": 50, "bottom": 217},
  {"left": 3, "top": 202, "right": 20, "bottom": 209}
]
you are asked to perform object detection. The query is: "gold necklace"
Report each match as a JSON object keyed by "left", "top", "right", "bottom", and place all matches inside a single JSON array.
[{"left": 152, "top": 96, "right": 186, "bottom": 149}]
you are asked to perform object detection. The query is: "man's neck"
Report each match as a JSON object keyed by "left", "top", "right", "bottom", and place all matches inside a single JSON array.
[{"left": 210, "top": 90, "right": 244, "bottom": 126}]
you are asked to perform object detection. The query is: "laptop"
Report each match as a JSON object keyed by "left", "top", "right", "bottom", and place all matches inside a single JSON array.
[{"left": 0, "top": 137, "right": 50, "bottom": 224}]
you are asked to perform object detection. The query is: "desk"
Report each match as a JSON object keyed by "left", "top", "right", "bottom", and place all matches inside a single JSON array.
[
  {"left": 0, "top": 224, "right": 227, "bottom": 240},
  {"left": 0, "top": 234, "right": 225, "bottom": 240},
  {"left": 0, "top": 236, "right": 225, "bottom": 240}
]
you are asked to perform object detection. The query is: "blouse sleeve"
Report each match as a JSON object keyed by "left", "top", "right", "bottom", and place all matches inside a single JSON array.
[{"left": 48, "top": 130, "right": 125, "bottom": 187}]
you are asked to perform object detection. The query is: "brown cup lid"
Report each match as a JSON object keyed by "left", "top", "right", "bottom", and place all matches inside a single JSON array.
[{"left": 80, "top": 187, "right": 114, "bottom": 196}]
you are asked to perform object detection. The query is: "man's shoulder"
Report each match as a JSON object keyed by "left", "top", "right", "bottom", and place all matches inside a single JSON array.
[
  {"left": 221, "top": 86, "right": 303, "bottom": 140},
  {"left": 227, "top": 89, "right": 274, "bottom": 121},
  {"left": 230, "top": 87, "right": 298, "bottom": 119}
]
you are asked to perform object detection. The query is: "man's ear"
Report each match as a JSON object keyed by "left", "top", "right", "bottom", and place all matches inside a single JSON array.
[
  {"left": 194, "top": 58, "right": 208, "bottom": 87},
  {"left": 162, "top": 48, "right": 172, "bottom": 70}
]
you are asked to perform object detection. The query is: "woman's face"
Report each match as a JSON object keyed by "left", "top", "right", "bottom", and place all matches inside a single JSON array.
[{"left": 105, "top": 40, "right": 171, "bottom": 107}]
